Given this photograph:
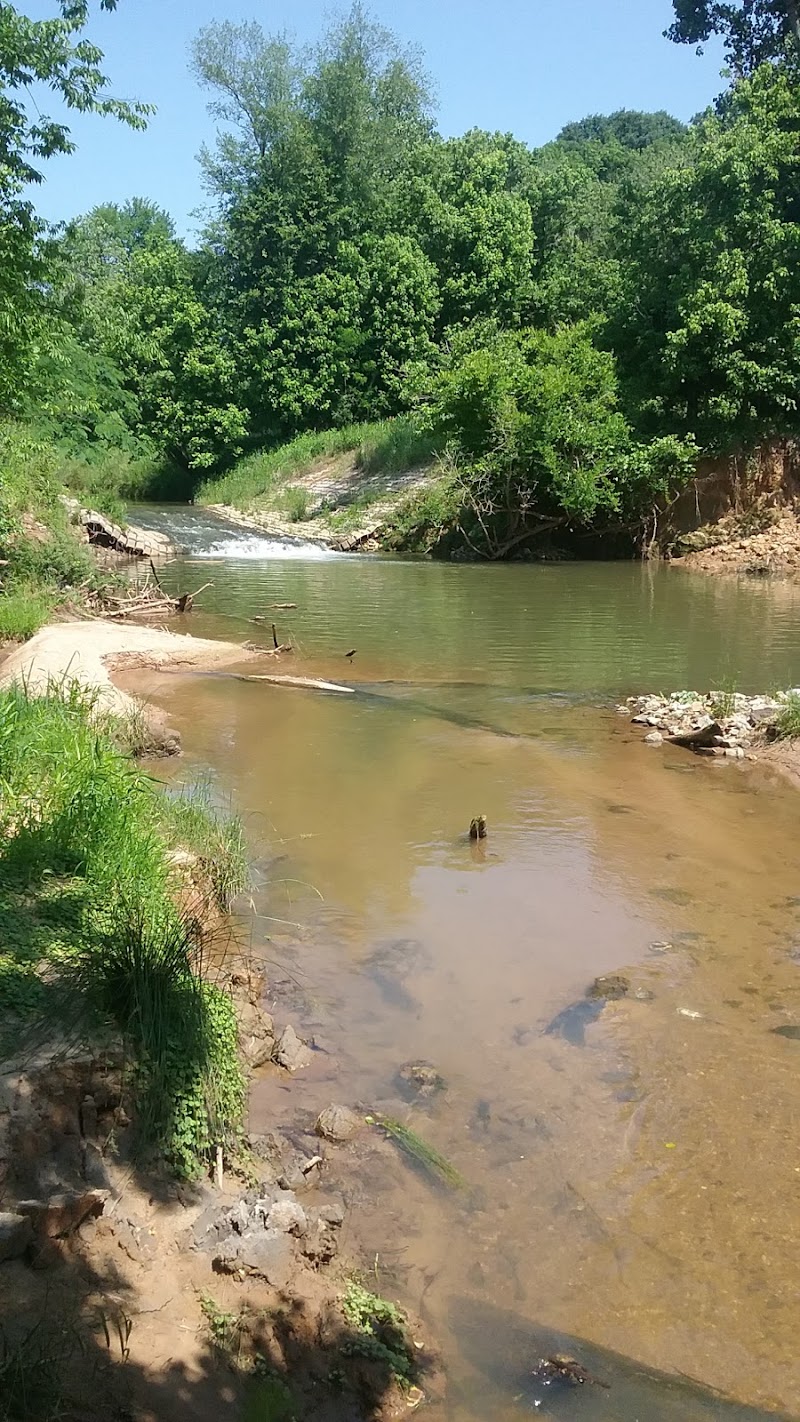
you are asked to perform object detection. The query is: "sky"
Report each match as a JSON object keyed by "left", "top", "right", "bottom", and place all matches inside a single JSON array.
[{"left": 24, "top": 0, "right": 726, "bottom": 241}]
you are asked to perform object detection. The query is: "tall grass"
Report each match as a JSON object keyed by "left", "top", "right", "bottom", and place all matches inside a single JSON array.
[
  {"left": 0, "top": 585, "right": 55, "bottom": 642},
  {"left": 775, "top": 690, "right": 800, "bottom": 739},
  {"left": 0, "top": 681, "right": 247, "bottom": 1176},
  {"left": 197, "top": 417, "right": 439, "bottom": 509}
]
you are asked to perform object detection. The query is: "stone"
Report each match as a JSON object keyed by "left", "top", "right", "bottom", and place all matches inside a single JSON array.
[
  {"left": 396, "top": 1061, "right": 446, "bottom": 1099},
  {"left": 300, "top": 1219, "right": 339, "bottom": 1265},
  {"left": 315, "top": 1104, "right": 363, "bottom": 1143},
  {"left": 265, "top": 1199, "right": 307, "bottom": 1236},
  {"left": 16, "top": 1189, "right": 108, "bottom": 1239},
  {"left": 214, "top": 1229, "right": 296, "bottom": 1287},
  {"left": 237, "top": 1001, "right": 276, "bottom": 1069},
  {"left": 587, "top": 973, "right": 630, "bottom": 1001},
  {"left": 81, "top": 1142, "right": 111, "bottom": 1189},
  {"left": 273, "top": 1024, "right": 312, "bottom": 1072},
  {"left": 316, "top": 1199, "right": 345, "bottom": 1227},
  {"left": 643, "top": 730, "right": 664, "bottom": 746},
  {"left": 0, "top": 1211, "right": 33, "bottom": 1262},
  {"left": 113, "top": 1216, "right": 157, "bottom": 1264}
]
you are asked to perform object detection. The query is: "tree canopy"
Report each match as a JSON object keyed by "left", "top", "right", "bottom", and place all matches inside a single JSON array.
[{"left": 668, "top": 0, "right": 800, "bottom": 74}]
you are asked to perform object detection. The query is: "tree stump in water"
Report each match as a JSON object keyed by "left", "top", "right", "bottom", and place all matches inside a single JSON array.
[{"left": 469, "top": 815, "right": 487, "bottom": 840}]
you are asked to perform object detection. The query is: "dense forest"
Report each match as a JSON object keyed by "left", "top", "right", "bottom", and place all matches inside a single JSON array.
[{"left": 3, "top": 0, "right": 800, "bottom": 562}]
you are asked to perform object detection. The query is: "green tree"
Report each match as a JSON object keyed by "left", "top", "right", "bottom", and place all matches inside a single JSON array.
[
  {"left": 668, "top": 1, "right": 800, "bottom": 74},
  {"left": 614, "top": 65, "right": 800, "bottom": 450},
  {"left": 0, "top": 1, "right": 150, "bottom": 408},
  {"left": 556, "top": 110, "right": 686, "bottom": 150}
]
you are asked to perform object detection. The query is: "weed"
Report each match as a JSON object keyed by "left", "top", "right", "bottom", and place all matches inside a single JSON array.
[
  {"left": 340, "top": 1280, "right": 415, "bottom": 1386},
  {"left": 775, "top": 690, "right": 800, "bottom": 739},
  {"left": 200, "top": 1293, "right": 244, "bottom": 1360},
  {"left": 275, "top": 485, "right": 311, "bottom": 523},
  {"left": 370, "top": 1115, "right": 464, "bottom": 1188},
  {"left": 164, "top": 785, "right": 249, "bottom": 910},
  {"left": 709, "top": 676, "right": 740, "bottom": 719},
  {"left": 0, "top": 585, "right": 55, "bottom": 641}
]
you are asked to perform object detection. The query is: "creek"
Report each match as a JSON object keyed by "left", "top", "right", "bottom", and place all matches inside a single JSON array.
[{"left": 130, "top": 505, "right": 800, "bottom": 1420}]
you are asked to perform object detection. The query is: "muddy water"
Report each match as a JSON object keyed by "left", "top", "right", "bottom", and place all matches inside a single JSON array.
[{"left": 134, "top": 508, "right": 800, "bottom": 1419}]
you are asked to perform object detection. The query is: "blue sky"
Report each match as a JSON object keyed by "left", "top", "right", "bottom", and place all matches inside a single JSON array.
[{"left": 25, "top": 0, "right": 725, "bottom": 240}]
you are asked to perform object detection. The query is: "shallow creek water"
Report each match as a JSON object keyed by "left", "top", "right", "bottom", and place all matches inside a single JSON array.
[{"left": 130, "top": 508, "right": 800, "bottom": 1419}]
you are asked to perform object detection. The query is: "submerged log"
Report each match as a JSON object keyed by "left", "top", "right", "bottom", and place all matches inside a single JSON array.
[{"left": 241, "top": 673, "right": 355, "bottom": 694}]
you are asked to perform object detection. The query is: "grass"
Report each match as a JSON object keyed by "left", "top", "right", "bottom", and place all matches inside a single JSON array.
[
  {"left": 370, "top": 1114, "right": 464, "bottom": 1188},
  {"left": 340, "top": 1280, "right": 416, "bottom": 1387},
  {"left": 0, "top": 584, "right": 55, "bottom": 642},
  {"left": 0, "top": 680, "right": 247, "bottom": 1177},
  {"left": 196, "top": 417, "right": 439, "bottom": 511},
  {"left": 275, "top": 485, "right": 312, "bottom": 523},
  {"left": 775, "top": 690, "right": 800, "bottom": 738}
]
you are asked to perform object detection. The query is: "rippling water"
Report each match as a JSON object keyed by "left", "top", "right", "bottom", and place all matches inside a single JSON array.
[{"left": 128, "top": 505, "right": 800, "bottom": 1420}]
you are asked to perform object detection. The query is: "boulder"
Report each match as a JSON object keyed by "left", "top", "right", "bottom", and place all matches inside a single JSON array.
[
  {"left": 396, "top": 1061, "right": 446, "bottom": 1099},
  {"left": 214, "top": 1228, "right": 297, "bottom": 1287},
  {"left": 0, "top": 1211, "right": 33, "bottom": 1263},
  {"left": 265, "top": 1199, "right": 307, "bottom": 1236},
  {"left": 273, "top": 1024, "right": 312, "bottom": 1072},
  {"left": 315, "top": 1104, "right": 363, "bottom": 1143}
]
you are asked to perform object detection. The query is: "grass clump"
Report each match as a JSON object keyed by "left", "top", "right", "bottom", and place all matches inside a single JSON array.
[
  {"left": 0, "top": 584, "right": 55, "bottom": 642},
  {"left": 775, "top": 690, "right": 800, "bottom": 739},
  {"left": 275, "top": 485, "right": 312, "bottom": 523},
  {"left": 0, "top": 681, "right": 248, "bottom": 1177},
  {"left": 370, "top": 1114, "right": 464, "bottom": 1188}
]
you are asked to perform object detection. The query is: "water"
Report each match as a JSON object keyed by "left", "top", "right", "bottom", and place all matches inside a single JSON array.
[{"left": 132, "top": 506, "right": 800, "bottom": 1419}]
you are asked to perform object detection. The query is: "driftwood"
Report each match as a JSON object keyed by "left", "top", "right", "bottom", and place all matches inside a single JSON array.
[
  {"left": 664, "top": 721, "right": 722, "bottom": 748},
  {"left": 89, "top": 573, "right": 213, "bottom": 621},
  {"left": 240, "top": 674, "right": 355, "bottom": 694}
]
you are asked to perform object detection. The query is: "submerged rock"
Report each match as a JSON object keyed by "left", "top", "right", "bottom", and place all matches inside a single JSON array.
[
  {"left": 315, "top": 1104, "right": 363, "bottom": 1143},
  {"left": 273, "top": 1024, "right": 312, "bottom": 1072},
  {"left": 396, "top": 1061, "right": 446, "bottom": 1099},
  {"left": 587, "top": 973, "right": 630, "bottom": 1001},
  {"left": 543, "top": 999, "right": 604, "bottom": 1046}
]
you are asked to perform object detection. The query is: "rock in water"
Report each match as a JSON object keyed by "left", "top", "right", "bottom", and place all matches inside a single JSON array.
[
  {"left": 273, "top": 1024, "right": 312, "bottom": 1072},
  {"left": 469, "top": 814, "right": 487, "bottom": 840},
  {"left": 315, "top": 1104, "right": 363, "bottom": 1143},
  {"left": 396, "top": 1061, "right": 446, "bottom": 1099},
  {"left": 587, "top": 973, "right": 630, "bottom": 1001}
]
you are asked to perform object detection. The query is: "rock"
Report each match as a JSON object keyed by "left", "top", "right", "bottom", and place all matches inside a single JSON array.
[
  {"left": 81, "top": 1142, "right": 111, "bottom": 1189},
  {"left": 265, "top": 1199, "right": 307, "bottom": 1236},
  {"left": 273, "top": 1024, "right": 312, "bottom": 1072},
  {"left": 396, "top": 1061, "right": 446, "bottom": 1099},
  {"left": 316, "top": 1199, "right": 345, "bottom": 1227},
  {"left": 238, "top": 1001, "right": 276, "bottom": 1069},
  {"left": 543, "top": 999, "right": 604, "bottom": 1046},
  {"left": 0, "top": 1211, "right": 33, "bottom": 1262},
  {"left": 214, "top": 1229, "right": 296, "bottom": 1287},
  {"left": 587, "top": 974, "right": 630, "bottom": 1001},
  {"left": 644, "top": 730, "right": 664, "bottom": 745},
  {"left": 16, "top": 1189, "right": 108, "bottom": 1239},
  {"left": 315, "top": 1104, "right": 363, "bottom": 1143},
  {"left": 300, "top": 1219, "right": 339, "bottom": 1265},
  {"left": 113, "top": 1216, "right": 158, "bottom": 1264}
]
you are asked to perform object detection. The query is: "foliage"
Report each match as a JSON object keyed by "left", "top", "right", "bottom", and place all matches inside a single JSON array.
[
  {"left": 0, "top": 682, "right": 247, "bottom": 1176},
  {"left": 556, "top": 110, "right": 688, "bottom": 150},
  {"left": 0, "top": 0, "right": 150, "bottom": 410},
  {"left": 341, "top": 1280, "right": 415, "bottom": 1386},
  {"left": 668, "top": 0, "right": 800, "bottom": 74},
  {"left": 614, "top": 65, "right": 800, "bottom": 451}
]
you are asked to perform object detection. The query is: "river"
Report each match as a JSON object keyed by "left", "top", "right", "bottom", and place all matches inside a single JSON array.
[{"left": 130, "top": 506, "right": 800, "bottom": 1420}]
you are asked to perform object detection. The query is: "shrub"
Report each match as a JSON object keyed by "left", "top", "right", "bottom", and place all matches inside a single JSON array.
[{"left": 0, "top": 585, "right": 55, "bottom": 642}]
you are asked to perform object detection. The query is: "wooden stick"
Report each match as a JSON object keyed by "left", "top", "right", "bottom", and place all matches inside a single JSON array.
[
  {"left": 271, "top": 623, "right": 278, "bottom": 648},
  {"left": 241, "top": 674, "right": 355, "bottom": 694}
]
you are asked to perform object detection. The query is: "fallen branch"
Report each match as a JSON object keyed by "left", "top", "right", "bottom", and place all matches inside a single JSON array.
[{"left": 239, "top": 674, "right": 355, "bottom": 694}]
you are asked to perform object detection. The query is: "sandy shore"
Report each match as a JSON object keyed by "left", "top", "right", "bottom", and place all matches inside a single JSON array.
[{"left": 0, "top": 621, "right": 258, "bottom": 747}]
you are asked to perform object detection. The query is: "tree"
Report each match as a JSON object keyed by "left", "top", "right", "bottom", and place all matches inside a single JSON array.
[
  {"left": 668, "top": 1, "right": 800, "bottom": 74},
  {"left": 0, "top": 1, "right": 151, "bottom": 408},
  {"left": 556, "top": 110, "right": 686, "bottom": 150},
  {"left": 614, "top": 66, "right": 800, "bottom": 449}
]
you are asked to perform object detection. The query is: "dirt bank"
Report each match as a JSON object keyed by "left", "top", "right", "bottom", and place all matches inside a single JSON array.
[
  {"left": 0, "top": 621, "right": 259, "bottom": 750},
  {"left": 674, "top": 504, "right": 800, "bottom": 576}
]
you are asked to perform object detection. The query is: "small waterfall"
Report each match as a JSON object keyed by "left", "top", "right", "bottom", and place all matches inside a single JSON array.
[{"left": 128, "top": 504, "right": 341, "bottom": 560}]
